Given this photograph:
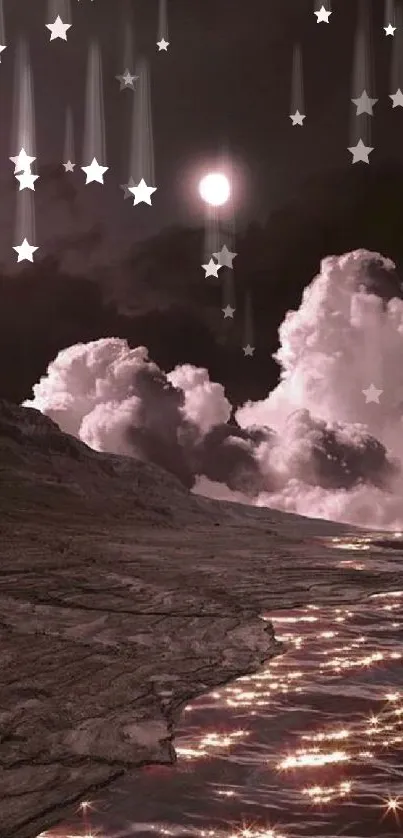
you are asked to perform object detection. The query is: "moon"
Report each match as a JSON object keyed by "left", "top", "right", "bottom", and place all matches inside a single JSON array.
[{"left": 198, "top": 172, "right": 230, "bottom": 207}]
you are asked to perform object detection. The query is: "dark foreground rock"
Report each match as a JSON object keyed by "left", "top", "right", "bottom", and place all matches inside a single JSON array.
[{"left": 0, "top": 400, "right": 401, "bottom": 838}]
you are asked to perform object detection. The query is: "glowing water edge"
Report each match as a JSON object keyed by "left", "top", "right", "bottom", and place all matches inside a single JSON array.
[{"left": 43, "top": 535, "right": 403, "bottom": 838}]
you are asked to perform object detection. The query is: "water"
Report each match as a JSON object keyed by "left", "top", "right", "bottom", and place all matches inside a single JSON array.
[{"left": 46, "top": 535, "right": 403, "bottom": 838}]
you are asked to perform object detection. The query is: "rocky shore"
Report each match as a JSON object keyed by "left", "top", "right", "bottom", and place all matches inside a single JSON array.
[{"left": 0, "top": 400, "right": 401, "bottom": 838}]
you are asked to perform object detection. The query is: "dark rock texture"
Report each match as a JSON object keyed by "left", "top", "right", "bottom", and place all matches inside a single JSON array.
[{"left": 0, "top": 400, "right": 401, "bottom": 838}]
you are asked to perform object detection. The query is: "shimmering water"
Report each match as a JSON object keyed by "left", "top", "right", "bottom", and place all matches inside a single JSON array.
[{"left": 44, "top": 535, "right": 403, "bottom": 838}]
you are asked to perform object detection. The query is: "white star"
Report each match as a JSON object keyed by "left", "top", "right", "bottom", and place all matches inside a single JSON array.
[
  {"left": 222, "top": 304, "right": 235, "bottom": 319},
  {"left": 0, "top": 45, "right": 6, "bottom": 62},
  {"left": 81, "top": 157, "right": 109, "bottom": 184},
  {"left": 157, "top": 38, "right": 169, "bottom": 51},
  {"left": 390, "top": 89, "right": 403, "bottom": 107},
  {"left": 384, "top": 23, "right": 396, "bottom": 36},
  {"left": 348, "top": 138, "right": 374, "bottom": 164},
  {"left": 212, "top": 245, "right": 237, "bottom": 268},
  {"left": 13, "top": 238, "right": 38, "bottom": 263},
  {"left": 10, "top": 148, "right": 36, "bottom": 174},
  {"left": 202, "top": 258, "right": 221, "bottom": 277},
  {"left": 243, "top": 344, "right": 255, "bottom": 357},
  {"left": 362, "top": 384, "right": 383, "bottom": 403},
  {"left": 351, "top": 90, "right": 378, "bottom": 115},
  {"left": 15, "top": 171, "right": 39, "bottom": 191},
  {"left": 290, "top": 110, "right": 306, "bottom": 125},
  {"left": 63, "top": 160, "right": 75, "bottom": 172},
  {"left": 46, "top": 15, "right": 72, "bottom": 41},
  {"left": 116, "top": 69, "right": 138, "bottom": 90},
  {"left": 128, "top": 178, "right": 157, "bottom": 206},
  {"left": 314, "top": 6, "right": 332, "bottom": 23}
]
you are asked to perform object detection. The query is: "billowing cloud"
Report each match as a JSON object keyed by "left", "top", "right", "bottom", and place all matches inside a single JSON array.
[{"left": 24, "top": 249, "right": 403, "bottom": 530}]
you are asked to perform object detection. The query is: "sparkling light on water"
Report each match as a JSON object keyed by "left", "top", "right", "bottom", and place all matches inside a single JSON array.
[{"left": 38, "top": 539, "right": 403, "bottom": 838}]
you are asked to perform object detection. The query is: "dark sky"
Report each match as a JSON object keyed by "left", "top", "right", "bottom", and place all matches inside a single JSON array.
[
  {"left": 1, "top": 0, "right": 403, "bottom": 405},
  {"left": 0, "top": 0, "right": 398, "bottom": 256}
]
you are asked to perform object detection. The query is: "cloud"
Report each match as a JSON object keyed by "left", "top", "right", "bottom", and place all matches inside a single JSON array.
[{"left": 24, "top": 249, "right": 403, "bottom": 530}]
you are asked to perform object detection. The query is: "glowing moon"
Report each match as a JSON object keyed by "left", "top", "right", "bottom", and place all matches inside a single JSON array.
[{"left": 198, "top": 172, "right": 230, "bottom": 207}]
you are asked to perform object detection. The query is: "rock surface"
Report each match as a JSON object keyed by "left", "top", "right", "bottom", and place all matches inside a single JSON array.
[{"left": 0, "top": 400, "right": 401, "bottom": 838}]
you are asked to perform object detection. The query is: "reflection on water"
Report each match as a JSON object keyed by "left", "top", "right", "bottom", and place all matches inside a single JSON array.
[{"left": 40, "top": 535, "right": 403, "bottom": 838}]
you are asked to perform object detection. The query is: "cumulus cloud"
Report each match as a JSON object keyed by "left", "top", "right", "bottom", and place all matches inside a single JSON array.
[
  {"left": 167, "top": 364, "right": 231, "bottom": 435},
  {"left": 24, "top": 249, "right": 403, "bottom": 530}
]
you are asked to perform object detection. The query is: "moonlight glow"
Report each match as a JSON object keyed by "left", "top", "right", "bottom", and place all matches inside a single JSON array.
[{"left": 199, "top": 172, "right": 230, "bottom": 207}]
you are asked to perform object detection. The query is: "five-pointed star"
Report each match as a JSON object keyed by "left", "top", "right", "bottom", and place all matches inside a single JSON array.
[
  {"left": 222, "top": 304, "right": 235, "bottom": 319},
  {"left": 390, "top": 89, "right": 403, "bottom": 107},
  {"left": 384, "top": 23, "right": 396, "bottom": 36},
  {"left": 362, "top": 384, "right": 383, "bottom": 403},
  {"left": 212, "top": 244, "right": 237, "bottom": 268},
  {"left": 348, "top": 138, "right": 373, "bottom": 164},
  {"left": 15, "top": 171, "right": 39, "bottom": 191},
  {"left": 202, "top": 258, "right": 222, "bottom": 277},
  {"left": 46, "top": 15, "right": 72, "bottom": 41},
  {"left": 10, "top": 148, "right": 36, "bottom": 174},
  {"left": 120, "top": 177, "right": 137, "bottom": 199},
  {"left": 351, "top": 90, "right": 378, "bottom": 115},
  {"left": 115, "top": 69, "right": 139, "bottom": 91},
  {"left": 290, "top": 110, "right": 305, "bottom": 125},
  {"left": 314, "top": 6, "right": 332, "bottom": 23},
  {"left": 63, "top": 160, "right": 75, "bottom": 172},
  {"left": 128, "top": 178, "right": 157, "bottom": 205},
  {"left": 243, "top": 344, "right": 255, "bottom": 357},
  {"left": 81, "top": 157, "right": 109, "bottom": 184},
  {"left": 13, "top": 238, "right": 38, "bottom": 262},
  {"left": 157, "top": 38, "right": 169, "bottom": 51},
  {"left": 0, "top": 45, "right": 6, "bottom": 62}
]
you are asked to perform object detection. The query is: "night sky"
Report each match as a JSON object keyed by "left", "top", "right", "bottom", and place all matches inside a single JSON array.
[{"left": 1, "top": 0, "right": 403, "bottom": 406}]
